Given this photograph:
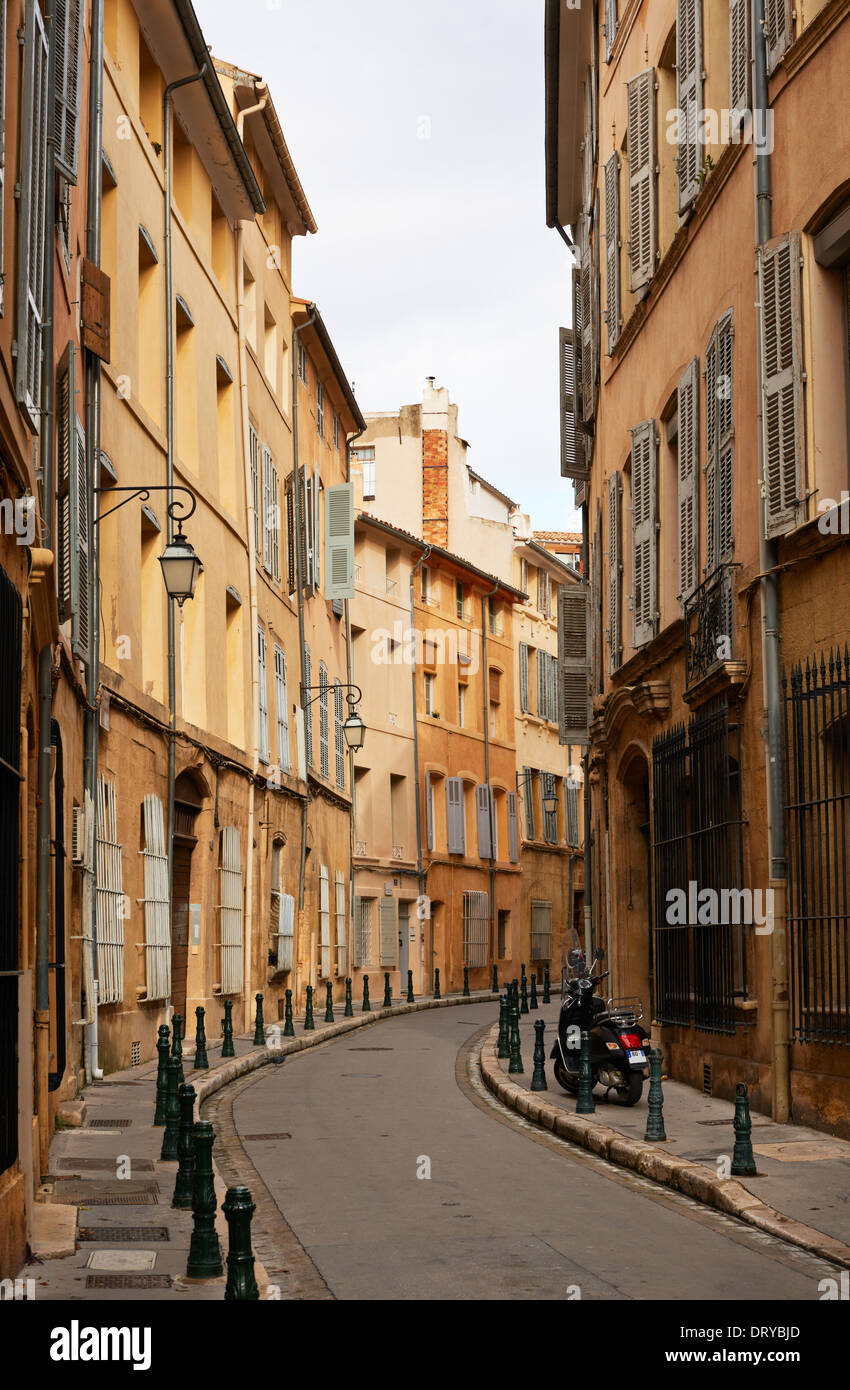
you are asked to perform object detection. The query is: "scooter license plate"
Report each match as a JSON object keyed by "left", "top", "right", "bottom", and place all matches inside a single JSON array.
[{"left": 627, "top": 1049, "right": 646, "bottom": 1065}]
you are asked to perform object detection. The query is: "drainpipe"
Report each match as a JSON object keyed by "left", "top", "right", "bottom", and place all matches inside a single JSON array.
[
  {"left": 83, "top": 0, "right": 105, "bottom": 1081},
  {"left": 582, "top": 502, "right": 593, "bottom": 963},
  {"left": 163, "top": 64, "right": 207, "bottom": 1027},
  {"left": 409, "top": 544, "right": 431, "bottom": 979},
  {"left": 753, "top": 0, "right": 790, "bottom": 1123},
  {"left": 481, "top": 580, "right": 500, "bottom": 964},
  {"left": 292, "top": 308, "right": 318, "bottom": 991},
  {"left": 344, "top": 425, "right": 366, "bottom": 983}
]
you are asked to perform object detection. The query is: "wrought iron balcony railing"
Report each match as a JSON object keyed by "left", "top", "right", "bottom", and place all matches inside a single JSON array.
[{"left": 684, "top": 563, "right": 739, "bottom": 689}]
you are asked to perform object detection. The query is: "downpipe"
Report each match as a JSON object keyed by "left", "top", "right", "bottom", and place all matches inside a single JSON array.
[{"left": 409, "top": 545, "right": 432, "bottom": 979}]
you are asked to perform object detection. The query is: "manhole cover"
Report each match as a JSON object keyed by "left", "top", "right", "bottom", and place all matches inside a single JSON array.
[
  {"left": 56, "top": 1157, "right": 155, "bottom": 1172},
  {"left": 86, "top": 1119, "right": 133, "bottom": 1129},
  {"left": 242, "top": 1133, "right": 291, "bottom": 1141},
  {"left": 49, "top": 1180, "right": 160, "bottom": 1206},
  {"left": 79, "top": 1227, "right": 170, "bottom": 1242},
  {"left": 86, "top": 1274, "right": 172, "bottom": 1289},
  {"left": 87, "top": 1251, "right": 158, "bottom": 1271}
]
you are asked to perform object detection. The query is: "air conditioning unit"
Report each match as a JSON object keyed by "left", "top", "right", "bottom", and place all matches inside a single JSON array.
[{"left": 71, "top": 805, "right": 87, "bottom": 867}]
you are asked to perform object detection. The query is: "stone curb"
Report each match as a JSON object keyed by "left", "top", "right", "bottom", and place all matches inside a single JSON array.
[{"left": 478, "top": 1025, "right": 850, "bottom": 1271}]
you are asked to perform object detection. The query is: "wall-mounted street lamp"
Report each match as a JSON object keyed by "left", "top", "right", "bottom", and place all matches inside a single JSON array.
[
  {"left": 93, "top": 485, "right": 202, "bottom": 605},
  {"left": 517, "top": 768, "right": 558, "bottom": 817},
  {"left": 303, "top": 682, "right": 367, "bottom": 753}
]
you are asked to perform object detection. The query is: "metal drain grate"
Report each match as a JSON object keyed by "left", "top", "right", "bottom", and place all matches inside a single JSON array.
[
  {"left": 242, "top": 1133, "right": 291, "bottom": 1141},
  {"left": 79, "top": 1227, "right": 170, "bottom": 1242},
  {"left": 130, "top": 1042, "right": 141, "bottom": 1067},
  {"left": 703, "top": 1063, "right": 712, "bottom": 1096},
  {"left": 86, "top": 1274, "right": 172, "bottom": 1289},
  {"left": 347, "top": 1047, "right": 394, "bottom": 1052},
  {"left": 56, "top": 1157, "right": 155, "bottom": 1172},
  {"left": 49, "top": 1180, "right": 159, "bottom": 1206},
  {"left": 86, "top": 1118, "right": 133, "bottom": 1128}
]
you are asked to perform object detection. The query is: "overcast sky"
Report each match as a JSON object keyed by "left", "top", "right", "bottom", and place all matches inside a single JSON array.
[{"left": 196, "top": 0, "right": 578, "bottom": 533}]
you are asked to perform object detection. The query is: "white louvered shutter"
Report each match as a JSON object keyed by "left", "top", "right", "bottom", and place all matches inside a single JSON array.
[
  {"left": 760, "top": 234, "right": 804, "bottom": 539},
  {"left": 519, "top": 642, "right": 529, "bottom": 713},
  {"left": 507, "top": 791, "right": 519, "bottom": 864},
  {"left": 257, "top": 626, "right": 269, "bottom": 763},
  {"left": 261, "top": 445, "right": 272, "bottom": 572},
  {"left": 425, "top": 771, "right": 434, "bottom": 851},
  {"left": 607, "top": 472, "right": 622, "bottom": 673},
  {"left": 604, "top": 0, "right": 618, "bottom": 61},
  {"left": 219, "top": 827, "right": 243, "bottom": 995},
  {"left": 54, "top": 0, "right": 83, "bottom": 182},
  {"left": 559, "top": 327, "right": 587, "bottom": 480},
  {"left": 325, "top": 482, "right": 354, "bottom": 600},
  {"left": 56, "top": 343, "right": 90, "bottom": 659},
  {"left": 319, "top": 663, "right": 329, "bottom": 779},
  {"left": 604, "top": 152, "right": 621, "bottom": 353},
  {"left": 335, "top": 872, "right": 347, "bottom": 976},
  {"left": 558, "top": 583, "right": 589, "bottom": 746},
  {"left": 676, "top": 0, "right": 703, "bottom": 212},
  {"left": 303, "top": 645, "right": 312, "bottom": 766},
  {"left": 476, "top": 784, "right": 493, "bottom": 860},
  {"left": 717, "top": 314, "right": 735, "bottom": 562},
  {"left": 274, "top": 645, "right": 290, "bottom": 773},
  {"left": 631, "top": 420, "right": 658, "bottom": 647},
  {"left": 765, "top": 0, "right": 793, "bottom": 76},
  {"left": 677, "top": 357, "right": 700, "bottom": 602},
  {"left": 626, "top": 69, "right": 656, "bottom": 292},
  {"left": 334, "top": 680, "right": 345, "bottom": 787},
  {"left": 141, "top": 794, "right": 170, "bottom": 1001},
  {"left": 319, "top": 866, "right": 331, "bottom": 977},
  {"left": 250, "top": 425, "right": 261, "bottom": 558},
  {"left": 446, "top": 778, "right": 465, "bottom": 854},
  {"left": 95, "top": 778, "right": 124, "bottom": 1004},
  {"left": 16, "top": 0, "right": 49, "bottom": 422},
  {"left": 379, "top": 898, "right": 396, "bottom": 967},
  {"left": 276, "top": 892, "right": 295, "bottom": 973},
  {"left": 729, "top": 0, "right": 751, "bottom": 123}
]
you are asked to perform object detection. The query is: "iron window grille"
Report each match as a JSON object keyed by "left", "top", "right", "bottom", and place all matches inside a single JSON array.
[{"left": 684, "top": 563, "right": 738, "bottom": 689}]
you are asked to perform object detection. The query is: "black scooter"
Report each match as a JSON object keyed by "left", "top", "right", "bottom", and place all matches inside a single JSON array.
[{"left": 550, "top": 945, "right": 650, "bottom": 1106}]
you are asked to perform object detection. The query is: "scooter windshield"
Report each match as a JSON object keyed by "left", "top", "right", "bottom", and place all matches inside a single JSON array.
[{"left": 565, "top": 927, "right": 588, "bottom": 981}]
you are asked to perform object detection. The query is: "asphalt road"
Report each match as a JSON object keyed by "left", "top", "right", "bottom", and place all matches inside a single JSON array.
[{"left": 232, "top": 1002, "right": 837, "bottom": 1301}]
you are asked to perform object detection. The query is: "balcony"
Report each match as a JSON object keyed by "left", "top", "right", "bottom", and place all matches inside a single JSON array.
[
  {"left": 386, "top": 577, "right": 400, "bottom": 597},
  {"left": 684, "top": 563, "right": 746, "bottom": 704},
  {"left": 392, "top": 845, "right": 404, "bottom": 860}
]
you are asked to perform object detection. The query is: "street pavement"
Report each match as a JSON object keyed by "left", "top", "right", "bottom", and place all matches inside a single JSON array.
[{"left": 233, "top": 1001, "right": 841, "bottom": 1300}]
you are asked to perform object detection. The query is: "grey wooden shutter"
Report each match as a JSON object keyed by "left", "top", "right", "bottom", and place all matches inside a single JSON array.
[
  {"left": 582, "top": 71, "right": 593, "bottom": 216},
  {"left": 572, "top": 266, "right": 584, "bottom": 426},
  {"left": 0, "top": 0, "right": 8, "bottom": 312},
  {"left": 285, "top": 472, "right": 295, "bottom": 592},
  {"left": 676, "top": 0, "right": 703, "bottom": 212},
  {"left": 705, "top": 324, "right": 719, "bottom": 572},
  {"left": 446, "top": 777, "right": 465, "bottom": 854},
  {"left": 604, "top": 152, "right": 621, "bottom": 353},
  {"left": 476, "top": 784, "right": 493, "bottom": 859},
  {"left": 559, "top": 327, "right": 587, "bottom": 480},
  {"left": 717, "top": 313, "right": 735, "bottom": 562},
  {"left": 301, "top": 467, "right": 313, "bottom": 589},
  {"left": 54, "top": 0, "right": 84, "bottom": 182},
  {"left": 523, "top": 768, "right": 535, "bottom": 839},
  {"left": 261, "top": 445, "right": 272, "bottom": 572},
  {"left": 324, "top": 482, "right": 354, "bottom": 600},
  {"left": 765, "top": 0, "right": 793, "bottom": 76},
  {"left": 507, "top": 791, "right": 519, "bottom": 863},
  {"left": 334, "top": 680, "right": 345, "bottom": 787},
  {"left": 579, "top": 222, "right": 596, "bottom": 424},
  {"left": 16, "top": 0, "right": 49, "bottom": 423},
  {"left": 607, "top": 471, "right": 622, "bottom": 673},
  {"left": 519, "top": 642, "right": 529, "bottom": 713},
  {"left": 729, "top": 0, "right": 751, "bottom": 122},
  {"left": 57, "top": 343, "right": 90, "bottom": 659},
  {"left": 319, "top": 663, "right": 329, "bottom": 779},
  {"left": 631, "top": 420, "right": 658, "bottom": 647},
  {"left": 257, "top": 626, "right": 269, "bottom": 763},
  {"left": 425, "top": 771, "right": 434, "bottom": 851},
  {"left": 379, "top": 898, "right": 396, "bottom": 967},
  {"left": 303, "top": 645, "right": 312, "bottom": 766},
  {"left": 604, "top": 0, "right": 618, "bottom": 61},
  {"left": 626, "top": 68, "right": 656, "bottom": 292},
  {"left": 536, "top": 647, "right": 545, "bottom": 719},
  {"left": 590, "top": 522, "right": 601, "bottom": 694},
  {"left": 558, "top": 583, "right": 589, "bottom": 746},
  {"left": 677, "top": 357, "right": 700, "bottom": 602},
  {"left": 760, "top": 233, "right": 804, "bottom": 539}
]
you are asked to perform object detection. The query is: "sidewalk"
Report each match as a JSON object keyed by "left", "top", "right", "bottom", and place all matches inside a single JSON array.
[
  {"left": 482, "top": 1000, "right": 850, "bottom": 1265},
  {"left": 24, "top": 989, "right": 496, "bottom": 1300}
]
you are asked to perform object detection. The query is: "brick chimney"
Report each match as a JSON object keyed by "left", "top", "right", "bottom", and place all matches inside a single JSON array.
[{"left": 422, "top": 378, "right": 449, "bottom": 548}]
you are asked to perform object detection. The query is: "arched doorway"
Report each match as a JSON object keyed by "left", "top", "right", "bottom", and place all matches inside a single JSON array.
[{"left": 171, "top": 770, "right": 205, "bottom": 1032}]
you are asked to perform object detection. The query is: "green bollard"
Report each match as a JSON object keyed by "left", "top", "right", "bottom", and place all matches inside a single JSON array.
[
  {"left": 520, "top": 974, "right": 529, "bottom": 1015},
  {"left": 362, "top": 975, "right": 372, "bottom": 1012},
  {"left": 463, "top": 966, "right": 470, "bottom": 997},
  {"left": 492, "top": 964, "right": 498, "bottom": 993},
  {"left": 221, "top": 999, "right": 235, "bottom": 1058},
  {"left": 531, "top": 1019, "right": 548, "bottom": 1091},
  {"left": 283, "top": 988, "right": 295, "bottom": 1037},
  {"left": 186, "top": 1121, "right": 223, "bottom": 1278},
  {"left": 160, "top": 1056, "right": 181, "bottom": 1161},
  {"left": 511, "top": 978, "right": 519, "bottom": 1014},
  {"left": 304, "top": 985, "right": 315, "bottom": 1031},
  {"left": 731, "top": 1082, "right": 758, "bottom": 1177},
  {"left": 253, "top": 994, "right": 265, "bottom": 1047},
  {"left": 576, "top": 1030, "right": 595, "bottom": 1114},
  {"left": 497, "top": 995, "right": 510, "bottom": 1059},
  {"left": 407, "top": 970, "right": 415, "bottom": 1004},
  {"left": 521, "top": 962, "right": 527, "bottom": 991},
  {"left": 154, "top": 1024, "right": 171, "bottom": 1126},
  {"left": 222, "top": 1186, "right": 259, "bottom": 1301},
  {"left": 171, "top": 1013, "right": 184, "bottom": 1084},
  {"left": 172, "top": 1082, "right": 196, "bottom": 1209},
  {"left": 193, "top": 1007, "right": 209, "bottom": 1070},
  {"left": 508, "top": 1003, "right": 523, "bottom": 1074},
  {"left": 644, "top": 1048, "right": 667, "bottom": 1142},
  {"left": 383, "top": 973, "right": 392, "bottom": 1008},
  {"left": 324, "top": 981, "right": 334, "bottom": 1023},
  {"left": 433, "top": 967, "right": 441, "bottom": 1000},
  {"left": 543, "top": 965, "right": 551, "bottom": 1004},
  {"left": 530, "top": 973, "right": 539, "bottom": 1010},
  {"left": 344, "top": 978, "right": 354, "bottom": 1018}
]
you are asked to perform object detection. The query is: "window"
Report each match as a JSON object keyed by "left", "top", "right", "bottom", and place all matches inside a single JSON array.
[
  {"left": 676, "top": 0, "right": 703, "bottom": 212},
  {"left": 520, "top": 558, "right": 529, "bottom": 596},
  {"left": 353, "top": 896, "right": 373, "bottom": 967},
  {"left": 333, "top": 411, "right": 340, "bottom": 450},
  {"left": 462, "top": 891, "right": 489, "bottom": 968},
  {"left": 95, "top": 778, "right": 124, "bottom": 1004},
  {"left": 319, "top": 865, "right": 331, "bottom": 976},
  {"left": 270, "top": 842, "right": 295, "bottom": 973},
  {"left": 729, "top": 0, "right": 751, "bottom": 125},
  {"left": 497, "top": 910, "right": 510, "bottom": 960},
  {"left": 523, "top": 766, "right": 536, "bottom": 840},
  {"left": 16, "top": 0, "right": 49, "bottom": 417},
  {"left": 476, "top": 783, "right": 495, "bottom": 859},
  {"left": 56, "top": 344, "right": 89, "bottom": 659},
  {"left": 297, "top": 339, "right": 307, "bottom": 384},
  {"left": 677, "top": 360, "right": 700, "bottom": 604},
  {"left": 456, "top": 580, "right": 465, "bottom": 619},
  {"left": 140, "top": 794, "right": 170, "bottom": 1002},
  {"left": 261, "top": 445, "right": 280, "bottom": 581},
  {"left": 249, "top": 424, "right": 261, "bottom": 557},
  {"left": 425, "top": 770, "right": 435, "bottom": 850},
  {"left": 325, "top": 483, "right": 355, "bottom": 602},
  {"left": 543, "top": 774, "right": 559, "bottom": 844},
  {"left": 424, "top": 672, "right": 435, "bottom": 715},
  {"left": 631, "top": 419, "right": 658, "bottom": 647},
  {"left": 604, "top": 0, "right": 618, "bottom": 62},
  {"left": 446, "top": 777, "right": 465, "bottom": 854},
  {"left": 379, "top": 899, "right": 396, "bottom": 967},
  {"left": 457, "top": 684, "right": 465, "bottom": 728},
  {"left": 626, "top": 68, "right": 657, "bottom": 292},
  {"left": 488, "top": 596, "right": 498, "bottom": 634},
  {"left": 319, "top": 662, "right": 329, "bottom": 779},
  {"left": 537, "top": 569, "right": 550, "bottom": 617},
  {"left": 759, "top": 233, "right": 804, "bottom": 538},
  {"left": 304, "top": 644, "right": 313, "bottom": 766},
  {"left": 604, "top": 152, "right": 621, "bottom": 353},
  {"left": 608, "top": 472, "right": 622, "bottom": 671},
  {"left": 558, "top": 582, "right": 590, "bottom": 744},
  {"left": 218, "top": 827, "right": 243, "bottom": 995},
  {"left": 274, "top": 644, "right": 290, "bottom": 774},
  {"left": 507, "top": 791, "right": 519, "bottom": 863},
  {"left": 354, "top": 445, "right": 375, "bottom": 499},
  {"left": 264, "top": 304, "right": 278, "bottom": 388},
  {"left": 257, "top": 626, "right": 269, "bottom": 764},
  {"left": 334, "top": 679, "right": 345, "bottom": 787},
  {"left": 317, "top": 379, "right": 325, "bottom": 438},
  {"left": 335, "top": 871, "right": 346, "bottom": 975},
  {"left": 705, "top": 312, "right": 734, "bottom": 569},
  {"left": 565, "top": 779, "right": 580, "bottom": 847},
  {"left": 421, "top": 565, "right": 431, "bottom": 602},
  {"left": 531, "top": 901, "right": 553, "bottom": 962},
  {"left": 519, "top": 643, "right": 529, "bottom": 713}
]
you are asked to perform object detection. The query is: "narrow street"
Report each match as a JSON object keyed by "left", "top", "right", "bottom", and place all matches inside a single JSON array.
[{"left": 228, "top": 1003, "right": 835, "bottom": 1301}]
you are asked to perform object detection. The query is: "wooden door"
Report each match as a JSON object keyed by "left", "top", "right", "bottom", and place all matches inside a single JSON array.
[{"left": 171, "top": 844, "right": 192, "bottom": 1034}]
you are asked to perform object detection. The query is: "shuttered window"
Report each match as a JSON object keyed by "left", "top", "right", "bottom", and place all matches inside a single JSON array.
[
  {"left": 564, "top": 782, "right": 580, "bottom": 847},
  {"left": 141, "top": 794, "right": 170, "bottom": 1002},
  {"left": 319, "top": 865, "right": 331, "bottom": 977},
  {"left": 531, "top": 901, "right": 553, "bottom": 962},
  {"left": 353, "top": 896, "right": 373, "bottom": 968},
  {"left": 631, "top": 420, "right": 658, "bottom": 647},
  {"left": 543, "top": 774, "right": 559, "bottom": 844},
  {"left": 759, "top": 233, "right": 804, "bottom": 539},
  {"left": 257, "top": 626, "right": 269, "bottom": 764},
  {"left": 523, "top": 767, "right": 535, "bottom": 840},
  {"left": 462, "top": 891, "right": 489, "bottom": 968},
  {"left": 558, "top": 584, "right": 589, "bottom": 746},
  {"left": 303, "top": 645, "right": 313, "bottom": 767},
  {"left": 274, "top": 644, "right": 290, "bottom": 773},
  {"left": 507, "top": 791, "right": 519, "bottom": 863},
  {"left": 765, "top": 0, "right": 793, "bottom": 76},
  {"left": 676, "top": 0, "right": 703, "bottom": 212},
  {"left": 604, "top": 0, "right": 618, "bottom": 61},
  {"left": 604, "top": 152, "right": 621, "bottom": 352},
  {"left": 334, "top": 679, "right": 345, "bottom": 788},
  {"left": 16, "top": 0, "right": 49, "bottom": 423},
  {"left": 285, "top": 467, "right": 310, "bottom": 593},
  {"left": 559, "top": 326, "right": 587, "bottom": 481},
  {"left": 95, "top": 778, "right": 124, "bottom": 1004},
  {"left": 579, "top": 220, "right": 598, "bottom": 425},
  {"left": 729, "top": 0, "right": 751, "bottom": 124},
  {"left": 476, "top": 784, "right": 494, "bottom": 859},
  {"left": 705, "top": 311, "right": 735, "bottom": 568},
  {"left": 273, "top": 888, "right": 295, "bottom": 974},
  {"left": 325, "top": 482, "right": 355, "bottom": 600},
  {"left": 261, "top": 445, "right": 280, "bottom": 581},
  {"left": 519, "top": 642, "right": 529, "bottom": 713},
  {"left": 335, "top": 871, "right": 346, "bottom": 976},
  {"left": 677, "top": 358, "right": 700, "bottom": 602},
  {"left": 607, "top": 471, "right": 622, "bottom": 673},
  {"left": 250, "top": 424, "right": 261, "bottom": 558},
  {"left": 425, "top": 770, "right": 434, "bottom": 851},
  {"left": 56, "top": 343, "right": 90, "bottom": 659},
  {"left": 446, "top": 777, "right": 465, "bottom": 854},
  {"left": 54, "top": 0, "right": 83, "bottom": 182},
  {"left": 319, "top": 662, "right": 329, "bottom": 779},
  {"left": 626, "top": 68, "right": 657, "bottom": 292},
  {"left": 379, "top": 898, "right": 396, "bottom": 967},
  {"left": 218, "top": 827, "right": 243, "bottom": 995}
]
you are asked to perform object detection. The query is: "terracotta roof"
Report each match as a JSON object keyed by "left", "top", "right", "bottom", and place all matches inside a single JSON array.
[{"left": 533, "top": 530, "right": 582, "bottom": 544}]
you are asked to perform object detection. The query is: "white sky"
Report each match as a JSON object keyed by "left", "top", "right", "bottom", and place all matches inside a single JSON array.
[{"left": 196, "top": 0, "right": 579, "bottom": 532}]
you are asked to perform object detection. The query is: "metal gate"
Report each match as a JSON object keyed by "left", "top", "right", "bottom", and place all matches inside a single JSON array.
[{"left": 0, "top": 564, "right": 22, "bottom": 1172}]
